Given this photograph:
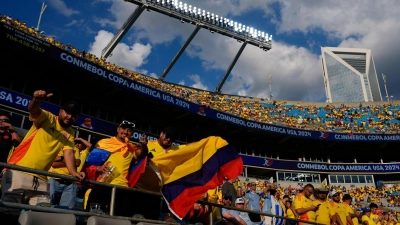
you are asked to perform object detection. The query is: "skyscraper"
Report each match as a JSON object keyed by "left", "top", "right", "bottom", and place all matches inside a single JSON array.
[{"left": 321, "top": 47, "right": 382, "bottom": 103}]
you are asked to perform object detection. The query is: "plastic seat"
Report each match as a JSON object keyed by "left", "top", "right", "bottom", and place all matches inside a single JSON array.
[
  {"left": 86, "top": 216, "right": 131, "bottom": 225},
  {"left": 18, "top": 211, "right": 76, "bottom": 225}
]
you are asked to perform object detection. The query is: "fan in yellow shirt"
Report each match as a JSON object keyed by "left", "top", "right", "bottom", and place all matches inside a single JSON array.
[
  {"left": 294, "top": 184, "right": 318, "bottom": 224},
  {"left": 86, "top": 120, "right": 148, "bottom": 217},
  {"left": 342, "top": 194, "right": 360, "bottom": 225},
  {"left": 370, "top": 203, "right": 383, "bottom": 225},
  {"left": 331, "top": 189, "right": 348, "bottom": 225},
  {"left": 313, "top": 188, "right": 335, "bottom": 225},
  {"left": 362, "top": 207, "right": 377, "bottom": 225},
  {"left": 1, "top": 90, "right": 85, "bottom": 220}
]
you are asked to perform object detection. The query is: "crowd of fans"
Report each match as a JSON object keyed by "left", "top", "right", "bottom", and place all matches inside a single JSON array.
[
  {"left": 217, "top": 178, "right": 400, "bottom": 225},
  {"left": 2, "top": 14, "right": 400, "bottom": 135},
  {"left": 225, "top": 178, "right": 400, "bottom": 209}
]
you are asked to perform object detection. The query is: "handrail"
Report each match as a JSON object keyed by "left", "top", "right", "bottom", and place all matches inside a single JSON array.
[
  {"left": 0, "top": 201, "right": 179, "bottom": 224},
  {"left": 0, "top": 162, "right": 323, "bottom": 225}
]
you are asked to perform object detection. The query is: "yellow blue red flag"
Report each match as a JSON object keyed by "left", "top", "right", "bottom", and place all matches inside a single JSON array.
[{"left": 152, "top": 136, "right": 243, "bottom": 219}]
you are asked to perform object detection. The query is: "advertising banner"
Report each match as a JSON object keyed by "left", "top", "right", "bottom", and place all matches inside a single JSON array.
[{"left": 241, "top": 155, "right": 400, "bottom": 173}]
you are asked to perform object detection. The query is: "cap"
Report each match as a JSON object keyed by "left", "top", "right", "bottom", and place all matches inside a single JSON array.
[
  {"left": 342, "top": 194, "right": 352, "bottom": 201},
  {"left": 163, "top": 127, "right": 177, "bottom": 140},
  {"left": 62, "top": 101, "right": 81, "bottom": 116},
  {"left": 330, "top": 189, "right": 338, "bottom": 196},
  {"left": 223, "top": 194, "right": 232, "bottom": 201},
  {"left": 362, "top": 207, "right": 371, "bottom": 213},
  {"left": 315, "top": 187, "right": 329, "bottom": 193},
  {"left": 119, "top": 120, "right": 135, "bottom": 130},
  {"left": 235, "top": 198, "right": 245, "bottom": 204}
]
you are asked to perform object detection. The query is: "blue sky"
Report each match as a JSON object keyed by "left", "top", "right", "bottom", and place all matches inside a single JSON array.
[{"left": 3, "top": 0, "right": 400, "bottom": 102}]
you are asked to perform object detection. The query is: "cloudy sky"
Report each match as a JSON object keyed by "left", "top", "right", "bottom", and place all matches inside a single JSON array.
[{"left": 3, "top": 0, "right": 400, "bottom": 102}]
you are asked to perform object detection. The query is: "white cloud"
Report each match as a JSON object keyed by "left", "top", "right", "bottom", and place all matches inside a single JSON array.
[
  {"left": 88, "top": 30, "right": 152, "bottom": 71},
  {"left": 178, "top": 80, "right": 185, "bottom": 85},
  {"left": 65, "top": 19, "right": 84, "bottom": 27},
  {"left": 186, "top": 31, "right": 323, "bottom": 100},
  {"left": 92, "top": 0, "right": 400, "bottom": 101},
  {"left": 277, "top": 0, "right": 399, "bottom": 39},
  {"left": 189, "top": 74, "right": 209, "bottom": 90},
  {"left": 149, "top": 73, "right": 158, "bottom": 79},
  {"left": 46, "top": 0, "right": 79, "bottom": 17}
]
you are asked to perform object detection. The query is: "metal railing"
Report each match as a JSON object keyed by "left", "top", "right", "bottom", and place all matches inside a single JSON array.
[{"left": 0, "top": 162, "right": 323, "bottom": 225}]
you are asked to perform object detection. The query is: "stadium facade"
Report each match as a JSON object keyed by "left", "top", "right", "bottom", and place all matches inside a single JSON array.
[
  {"left": 321, "top": 47, "right": 382, "bottom": 103},
  {"left": 1, "top": 22, "right": 400, "bottom": 191}
]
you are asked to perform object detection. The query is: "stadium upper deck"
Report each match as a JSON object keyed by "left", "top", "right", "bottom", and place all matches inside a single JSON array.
[{"left": 0, "top": 17, "right": 400, "bottom": 165}]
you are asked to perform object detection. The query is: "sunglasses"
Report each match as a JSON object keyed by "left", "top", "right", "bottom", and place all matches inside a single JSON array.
[
  {"left": 0, "top": 119, "right": 11, "bottom": 123},
  {"left": 332, "top": 194, "right": 340, "bottom": 197},
  {"left": 120, "top": 120, "right": 135, "bottom": 128}
]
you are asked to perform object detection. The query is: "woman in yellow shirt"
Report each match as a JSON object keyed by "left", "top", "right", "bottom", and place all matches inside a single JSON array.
[{"left": 285, "top": 200, "right": 298, "bottom": 225}]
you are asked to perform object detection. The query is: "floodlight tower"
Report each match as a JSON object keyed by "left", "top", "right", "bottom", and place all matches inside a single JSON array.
[{"left": 104, "top": 0, "right": 273, "bottom": 92}]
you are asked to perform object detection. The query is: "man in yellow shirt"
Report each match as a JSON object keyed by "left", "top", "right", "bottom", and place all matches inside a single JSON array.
[
  {"left": 133, "top": 127, "right": 183, "bottom": 220},
  {"left": 1, "top": 90, "right": 85, "bottom": 221},
  {"left": 362, "top": 207, "right": 377, "bottom": 225},
  {"left": 86, "top": 120, "right": 148, "bottom": 216},
  {"left": 294, "top": 184, "right": 318, "bottom": 223},
  {"left": 370, "top": 203, "right": 382, "bottom": 225},
  {"left": 313, "top": 188, "right": 335, "bottom": 225},
  {"left": 343, "top": 194, "right": 360, "bottom": 225},
  {"left": 331, "top": 189, "right": 348, "bottom": 225}
]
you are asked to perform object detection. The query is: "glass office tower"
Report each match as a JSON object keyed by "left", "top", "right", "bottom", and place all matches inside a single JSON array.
[{"left": 321, "top": 47, "right": 382, "bottom": 103}]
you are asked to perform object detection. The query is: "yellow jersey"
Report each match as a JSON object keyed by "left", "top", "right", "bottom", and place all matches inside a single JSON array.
[
  {"left": 313, "top": 200, "right": 333, "bottom": 225},
  {"left": 331, "top": 201, "right": 348, "bottom": 225},
  {"left": 96, "top": 137, "right": 139, "bottom": 187},
  {"left": 77, "top": 148, "right": 90, "bottom": 172},
  {"left": 8, "top": 110, "right": 75, "bottom": 181},
  {"left": 294, "top": 193, "right": 315, "bottom": 222},
  {"left": 344, "top": 203, "right": 359, "bottom": 225},
  {"left": 48, "top": 147, "right": 80, "bottom": 176},
  {"left": 363, "top": 215, "right": 377, "bottom": 225}
]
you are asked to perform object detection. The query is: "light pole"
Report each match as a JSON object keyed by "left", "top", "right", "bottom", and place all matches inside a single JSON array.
[
  {"left": 268, "top": 74, "right": 273, "bottom": 100},
  {"left": 382, "top": 73, "right": 390, "bottom": 102},
  {"left": 36, "top": 2, "right": 47, "bottom": 32}
]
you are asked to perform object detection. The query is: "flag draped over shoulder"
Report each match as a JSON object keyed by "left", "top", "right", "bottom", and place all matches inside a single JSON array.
[
  {"left": 271, "top": 196, "right": 285, "bottom": 225},
  {"left": 153, "top": 136, "right": 243, "bottom": 219}
]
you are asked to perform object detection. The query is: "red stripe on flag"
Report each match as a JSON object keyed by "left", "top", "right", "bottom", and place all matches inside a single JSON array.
[{"left": 166, "top": 157, "right": 243, "bottom": 219}]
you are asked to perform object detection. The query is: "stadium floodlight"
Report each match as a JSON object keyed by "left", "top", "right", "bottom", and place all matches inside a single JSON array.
[{"left": 124, "top": 0, "right": 272, "bottom": 51}]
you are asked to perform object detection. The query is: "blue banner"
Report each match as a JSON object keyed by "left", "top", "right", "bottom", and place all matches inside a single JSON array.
[
  {"left": 241, "top": 155, "right": 400, "bottom": 173},
  {"left": 0, "top": 87, "right": 181, "bottom": 145},
  {"left": 2, "top": 22, "right": 400, "bottom": 143}
]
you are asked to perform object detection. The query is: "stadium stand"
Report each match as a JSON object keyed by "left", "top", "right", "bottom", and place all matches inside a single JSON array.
[
  {"left": 2, "top": 13, "right": 400, "bottom": 225},
  {"left": 1, "top": 14, "right": 399, "bottom": 135}
]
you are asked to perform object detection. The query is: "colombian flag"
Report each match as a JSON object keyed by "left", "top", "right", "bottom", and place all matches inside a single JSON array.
[
  {"left": 127, "top": 156, "right": 147, "bottom": 188},
  {"left": 153, "top": 136, "right": 243, "bottom": 219}
]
